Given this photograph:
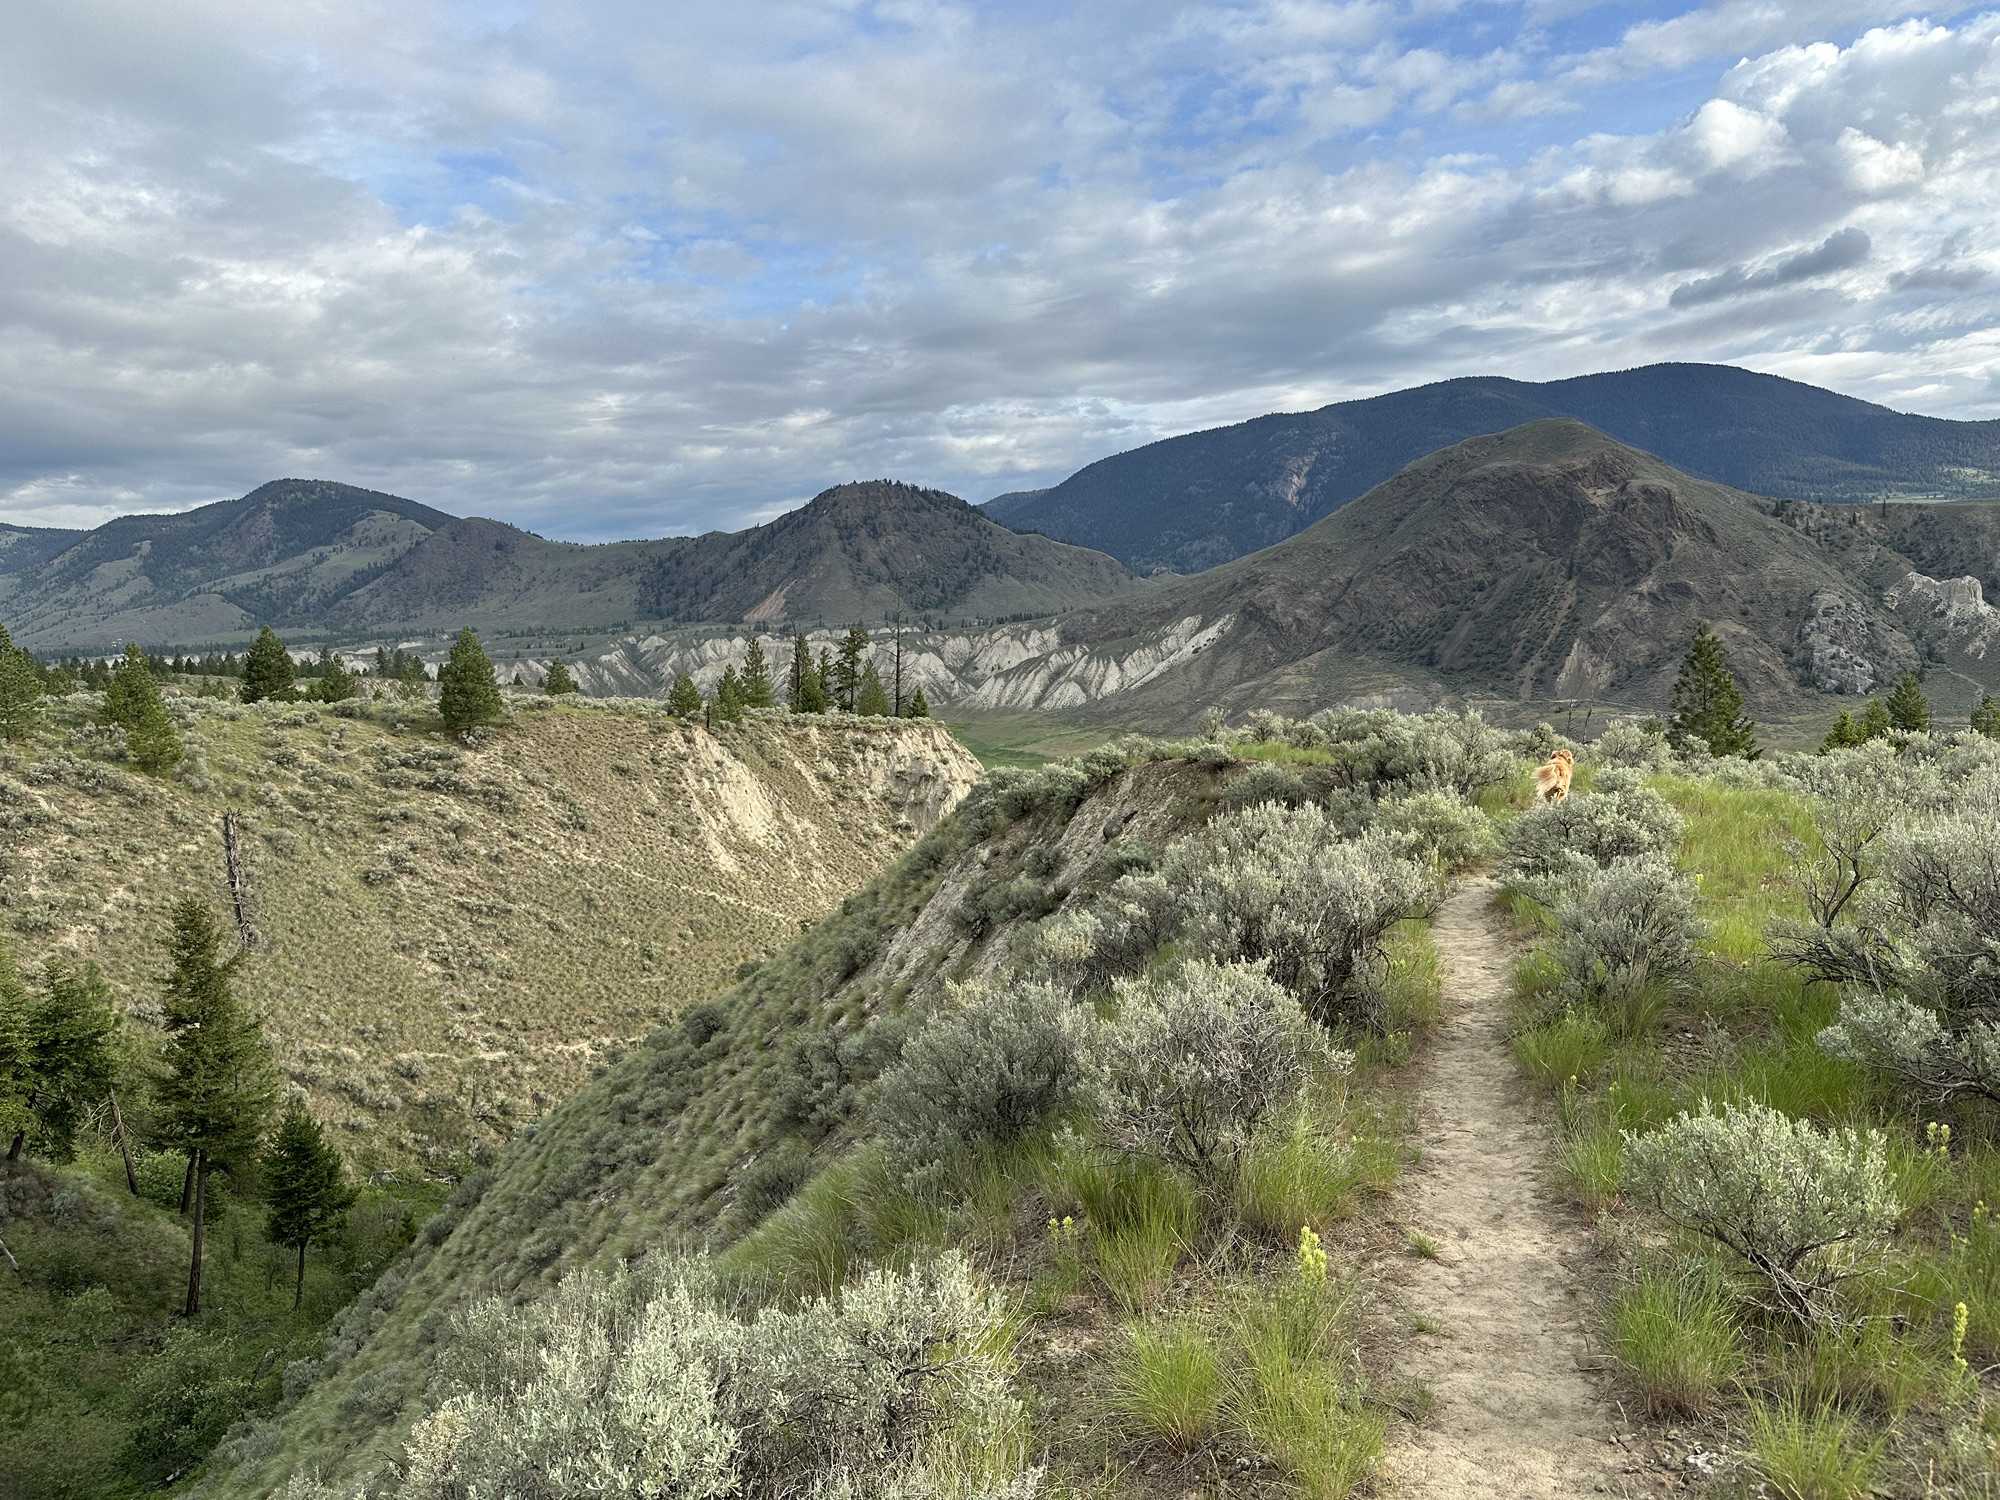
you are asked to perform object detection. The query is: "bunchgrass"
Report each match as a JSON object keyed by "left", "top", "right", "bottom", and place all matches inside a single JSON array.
[
  {"left": 1558, "top": 1123, "right": 1623, "bottom": 1210},
  {"left": 1609, "top": 1258, "right": 1745, "bottom": 1416},
  {"left": 1230, "top": 1273, "right": 1381, "bottom": 1499},
  {"left": 1512, "top": 1009, "right": 1610, "bottom": 1091},
  {"left": 1236, "top": 1108, "right": 1364, "bottom": 1242},
  {"left": 1107, "top": 1322, "right": 1226, "bottom": 1448},
  {"left": 1746, "top": 1394, "right": 1881, "bottom": 1500}
]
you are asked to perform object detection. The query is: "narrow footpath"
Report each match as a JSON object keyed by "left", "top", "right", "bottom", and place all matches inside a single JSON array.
[{"left": 1381, "top": 876, "right": 1628, "bottom": 1498}]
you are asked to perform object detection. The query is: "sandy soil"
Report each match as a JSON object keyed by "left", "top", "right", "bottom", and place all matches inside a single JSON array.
[{"left": 1379, "top": 876, "right": 1634, "bottom": 1498}]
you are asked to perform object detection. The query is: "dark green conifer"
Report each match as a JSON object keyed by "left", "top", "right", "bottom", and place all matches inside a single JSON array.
[
  {"left": 8, "top": 958, "right": 119, "bottom": 1163},
  {"left": 786, "top": 631, "right": 813, "bottom": 712},
  {"left": 857, "top": 660, "right": 890, "bottom": 717},
  {"left": 1667, "top": 622, "right": 1759, "bottom": 758},
  {"left": 1884, "top": 671, "right": 1931, "bottom": 733},
  {"left": 1820, "top": 709, "right": 1867, "bottom": 753},
  {"left": 544, "top": 658, "right": 578, "bottom": 695},
  {"left": 831, "top": 626, "right": 868, "bottom": 711},
  {"left": 312, "top": 647, "right": 358, "bottom": 703},
  {"left": 740, "top": 640, "right": 775, "bottom": 709},
  {"left": 905, "top": 686, "right": 929, "bottom": 719},
  {"left": 1973, "top": 694, "right": 2000, "bottom": 741},
  {"left": 105, "top": 645, "right": 183, "bottom": 771},
  {"left": 438, "top": 628, "right": 503, "bottom": 733},
  {"left": 263, "top": 1107, "right": 356, "bottom": 1308},
  {"left": 153, "top": 899, "right": 276, "bottom": 1315},
  {"left": 1859, "top": 697, "right": 1892, "bottom": 740},
  {"left": 667, "top": 674, "right": 703, "bottom": 717},
  {"left": 241, "top": 627, "right": 296, "bottom": 704},
  {"left": 714, "top": 664, "right": 745, "bottom": 723},
  {"left": 0, "top": 625, "right": 42, "bottom": 741}
]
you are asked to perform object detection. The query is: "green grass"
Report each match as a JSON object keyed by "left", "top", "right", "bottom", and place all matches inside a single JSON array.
[
  {"left": 1235, "top": 1106, "right": 1366, "bottom": 1243},
  {"left": 1558, "top": 1122, "right": 1624, "bottom": 1210},
  {"left": 1231, "top": 1276, "right": 1381, "bottom": 1499},
  {"left": 1512, "top": 1009, "right": 1610, "bottom": 1091},
  {"left": 1107, "top": 1323, "right": 1226, "bottom": 1448},
  {"left": 1746, "top": 1395, "right": 1881, "bottom": 1500},
  {"left": 1609, "top": 1259, "right": 1744, "bottom": 1416}
]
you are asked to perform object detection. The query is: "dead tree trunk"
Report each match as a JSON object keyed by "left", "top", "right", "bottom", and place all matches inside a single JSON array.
[{"left": 222, "top": 812, "right": 256, "bottom": 949}]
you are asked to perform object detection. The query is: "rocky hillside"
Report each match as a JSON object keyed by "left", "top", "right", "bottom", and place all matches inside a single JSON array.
[
  {"left": 0, "top": 693, "right": 978, "bottom": 1173},
  {"left": 1, "top": 480, "right": 1134, "bottom": 651},
  {"left": 986, "top": 362, "right": 2000, "bottom": 573}
]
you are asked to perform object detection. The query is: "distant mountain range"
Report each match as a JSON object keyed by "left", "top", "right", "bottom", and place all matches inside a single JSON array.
[
  {"left": 983, "top": 363, "right": 2000, "bottom": 574},
  {"left": 0, "top": 479, "right": 1133, "bottom": 650}
]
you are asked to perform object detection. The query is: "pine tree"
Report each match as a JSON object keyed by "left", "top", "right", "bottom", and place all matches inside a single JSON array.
[
  {"left": 263, "top": 1106, "right": 356, "bottom": 1308},
  {"left": 241, "top": 627, "right": 296, "bottom": 704},
  {"left": 1667, "top": 622, "right": 1759, "bottom": 759},
  {"left": 105, "top": 645, "right": 183, "bottom": 771},
  {"left": 1974, "top": 694, "right": 2000, "bottom": 741},
  {"left": 1820, "top": 709, "right": 1867, "bottom": 753},
  {"left": 153, "top": 899, "right": 277, "bottom": 1316},
  {"left": 714, "top": 665, "right": 745, "bottom": 724},
  {"left": 1859, "top": 697, "right": 1892, "bottom": 741},
  {"left": 667, "top": 674, "right": 703, "bottom": 717},
  {"left": 857, "top": 660, "right": 890, "bottom": 717},
  {"left": 817, "top": 648, "right": 836, "bottom": 711},
  {"left": 438, "top": 628, "right": 504, "bottom": 733},
  {"left": 102, "top": 644, "right": 155, "bottom": 727},
  {"left": 311, "top": 647, "right": 358, "bottom": 702},
  {"left": 786, "top": 631, "right": 813, "bottom": 712},
  {"left": 0, "top": 627, "right": 42, "bottom": 741},
  {"left": 9, "top": 958, "right": 120, "bottom": 1163},
  {"left": 544, "top": 658, "right": 578, "bottom": 695},
  {"left": 0, "top": 951, "right": 32, "bottom": 1165},
  {"left": 905, "top": 686, "right": 930, "bottom": 719},
  {"left": 831, "top": 626, "right": 869, "bottom": 711},
  {"left": 1885, "top": 671, "right": 1931, "bottom": 733},
  {"left": 740, "top": 640, "right": 775, "bottom": 709}
]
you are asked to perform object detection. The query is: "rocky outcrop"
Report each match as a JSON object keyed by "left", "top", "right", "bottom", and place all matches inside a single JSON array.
[
  {"left": 1886, "top": 571, "right": 2000, "bottom": 660},
  {"left": 1797, "top": 592, "right": 1887, "bottom": 694}
]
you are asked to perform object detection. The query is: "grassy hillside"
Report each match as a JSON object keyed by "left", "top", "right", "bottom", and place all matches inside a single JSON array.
[
  {"left": 0, "top": 692, "right": 979, "bottom": 1175},
  {"left": 190, "top": 710, "right": 1516, "bottom": 1498}
]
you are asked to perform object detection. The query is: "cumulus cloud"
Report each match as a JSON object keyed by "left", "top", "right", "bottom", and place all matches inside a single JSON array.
[{"left": 1, "top": 0, "right": 1998, "bottom": 539}]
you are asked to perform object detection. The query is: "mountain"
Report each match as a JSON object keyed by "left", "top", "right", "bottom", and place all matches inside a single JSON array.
[
  {"left": 984, "top": 363, "right": 2000, "bottom": 573},
  {"left": 0, "top": 479, "right": 1135, "bottom": 650},
  {"left": 959, "top": 420, "right": 1992, "bottom": 724},
  {"left": 635, "top": 479, "right": 1137, "bottom": 624}
]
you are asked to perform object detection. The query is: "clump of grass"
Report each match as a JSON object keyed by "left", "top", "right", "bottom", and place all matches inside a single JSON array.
[
  {"left": 1608, "top": 1259, "right": 1744, "bottom": 1416},
  {"left": 1512, "top": 1009, "right": 1609, "bottom": 1091},
  {"left": 1559, "top": 1122, "right": 1623, "bottom": 1210},
  {"left": 1405, "top": 1228, "right": 1444, "bottom": 1261},
  {"left": 1107, "top": 1322, "right": 1226, "bottom": 1448},
  {"left": 1746, "top": 1394, "right": 1881, "bottom": 1500},
  {"left": 1230, "top": 1267, "right": 1382, "bottom": 1499},
  {"left": 1095, "top": 1209, "right": 1192, "bottom": 1313},
  {"left": 1379, "top": 921, "right": 1444, "bottom": 1035},
  {"left": 1236, "top": 1108, "right": 1363, "bottom": 1242},
  {"left": 1052, "top": 1152, "right": 1200, "bottom": 1313},
  {"left": 1787, "top": 1312, "right": 1940, "bottom": 1419}
]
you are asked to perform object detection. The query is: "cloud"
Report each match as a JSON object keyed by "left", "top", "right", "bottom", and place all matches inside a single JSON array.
[{"left": 0, "top": 1, "right": 1998, "bottom": 540}]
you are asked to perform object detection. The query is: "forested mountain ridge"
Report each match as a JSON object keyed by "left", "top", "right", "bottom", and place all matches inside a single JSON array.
[
  {"left": 984, "top": 363, "right": 2000, "bottom": 573},
  {"left": 0, "top": 480, "right": 1135, "bottom": 650}
]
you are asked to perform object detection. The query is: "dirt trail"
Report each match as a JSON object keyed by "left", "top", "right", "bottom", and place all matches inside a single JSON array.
[{"left": 1380, "top": 876, "right": 1628, "bottom": 1498}]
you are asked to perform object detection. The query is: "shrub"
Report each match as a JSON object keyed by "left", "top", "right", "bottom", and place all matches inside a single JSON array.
[
  {"left": 1609, "top": 1259, "right": 1744, "bottom": 1415},
  {"left": 1592, "top": 718, "right": 1669, "bottom": 771},
  {"left": 1503, "top": 786, "right": 1684, "bottom": 883},
  {"left": 1091, "top": 962, "right": 1339, "bottom": 1189},
  {"left": 1161, "top": 807, "right": 1442, "bottom": 1025},
  {"left": 1622, "top": 1102, "right": 1897, "bottom": 1323},
  {"left": 1300, "top": 707, "right": 1515, "bottom": 799},
  {"left": 1372, "top": 791, "right": 1495, "bottom": 873},
  {"left": 1108, "top": 1324, "right": 1224, "bottom": 1448},
  {"left": 1539, "top": 856, "right": 1703, "bottom": 1030},
  {"left": 402, "top": 1252, "right": 1034, "bottom": 1500},
  {"left": 873, "top": 980, "right": 1090, "bottom": 1187}
]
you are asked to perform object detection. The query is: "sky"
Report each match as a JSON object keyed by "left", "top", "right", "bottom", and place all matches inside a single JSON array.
[{"left": 3, "top": 0, "right": 1998, "bottom": 541}]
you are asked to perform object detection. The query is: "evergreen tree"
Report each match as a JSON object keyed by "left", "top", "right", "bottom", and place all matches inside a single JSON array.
[
  {"left": 786, "top": 631, "right": 813, "bottom": 712},
  {"left": 0, "top": 951, "right": 32, "bottom": 1165},
  {"left": 1667, "top": 622, "right": 1759, "bottom": 759},
  {"left": 8, "top": 958, "right": 120, "bottom": 1163},
  {"left": 544, "top": 658, "right": 578, "bottom": 695},
  {"left": 905, "top": 685, "right": 930, "bottom": 719},
  {"left": 263, "top": 1107, "right": 356, "bottom": 1308},
  {"left": 831, "top": 626, "right": 869, "bottom": 711},
  {"left": 1885, "top": 671, "right": 1931, "bottom": 733},
  {"left": 241, "top": 627, "right": 296, "bottom": 704},
  {"left": 0, "top": 625, "right": 42, "bottom": 741},
  {"left": 1859, "top": 697, "right": 1893, "bottom": 741},
  {"left": 438, "top": 628, "right": 504, "bottom": 733},
  {"left": 153, "top": 899, "right": 277, "bottom": 1316},
  {"left": 1973, "top": 694, "right": 2000, "bottom": 741},
  {"left": 312, "top": 647, "right": 359, "bottom": 703},
  {"left": 667, "top": 674, "right": 703, "bottom": 717},
  {"left": 714, "top": 665, "right": 745, "bottom": 724},
  {"left": 817, "top": 648, "right": 836, "bottom": 711},
  {"left": 857, "top": 660, "right": 890, "bottom": 717},
  {"left": 740, "top": 640, "right": 775, "bottom": 709},
  {"left": 1821, "top": 708, "right": 1868, "bottom": 753},
  {"left": 105, "top": 645, "right": 183, "bottom": 771}
]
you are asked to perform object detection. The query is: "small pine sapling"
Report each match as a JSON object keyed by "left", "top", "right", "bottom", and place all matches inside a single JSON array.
[
  {"left": 1667, "top": 622, "right": 1759, "bottom": 759},
  {"left": 668, "top": 674, "right": 703, "bottom": 718},
  {"left": 438, "top": 628, "right": 504, "bottom": 733},
  {"left": 241, "top": 626, "right": 297, "bottom": 704},
  {"left": 264, "top": 1106, "right": 357, "bottom": 1307},
  {"left": 543, "top": 658, "right": 578, "bottom": 695},
  {"left": 1884, "top": 671, "right": 1931, "bottom": 733}
]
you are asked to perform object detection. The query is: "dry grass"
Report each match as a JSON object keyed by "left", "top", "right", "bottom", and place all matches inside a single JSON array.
[{"left": 0, "top": 691, "right": 977, "bottom": 1172}]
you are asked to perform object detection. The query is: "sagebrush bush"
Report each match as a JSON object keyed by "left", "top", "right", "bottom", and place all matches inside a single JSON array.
[
  {"left": 1160, "top": 806, "right": 1443, "bottom": 1025},
  {"left": 1622, "top": 1102, "right": 1897, "bottom": 1323},
  {"left": 1540, "top": 855, "right": 1703, "bottom": 1026},
  {"left": 1373, "top": 791, "right": 1495, "bottom": 873},
  {"left": 1091, "top": 962, "right": 1340, "bottom": 1189},
  {"left": 1504, "top": 785, "right": 1684, "bottom": 882},
  {"left": 1591, "top": 718, "right": 1670, "bottom": 771},
  {"left": 873, "top": 980, "right": 1090, "bottom": 1187},
  {"left": 400, "top": 1252, "right": 1034, "bottom": 1500}
]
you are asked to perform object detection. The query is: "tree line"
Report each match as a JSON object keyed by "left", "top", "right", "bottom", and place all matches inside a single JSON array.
[{"left": 2, "top": 899, "right": 352, "bottom": 1312}]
